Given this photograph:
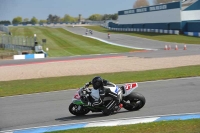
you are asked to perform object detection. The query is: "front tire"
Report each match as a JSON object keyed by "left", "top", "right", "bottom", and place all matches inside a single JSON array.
[
  {"left": 69, "top": 103, "right": 90, "bottom": 116},
  {"left": 123, "top": 92, "right": 146, "bottom": 111}
]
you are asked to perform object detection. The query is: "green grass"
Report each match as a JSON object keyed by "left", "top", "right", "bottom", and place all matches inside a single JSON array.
[
  {"left": 83, "top": 26, "right": 200, "bottom": 44},
  {"left": 0, "top": 48, "right": 15, "bottom": 53},
  {"left": 0, "top": 65, "right": 200, "bottom": 97},
  {"left": 0, "top": 31, "right": 5, "bottom": 35},
  {"left": 0, "top": 48, "right": 18, "bottom": 58},
  {"left": 8, "top": 27, "right": 136, "bottom": 57},
  {"left": 47, "top": 119, "right": 200, "bottom": 133}
]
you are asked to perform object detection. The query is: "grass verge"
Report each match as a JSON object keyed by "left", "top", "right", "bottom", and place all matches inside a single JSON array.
[
  {"left": 0, "top": 48, "right": 18, "bottom": 59},
  {"left": 46, "top": 119, "right": 200, "bottom": 133},
  {"left": 0, "top": 65, "right": 200, "bottom": 97},
  {"left": 0, "top": 31, "right": 6, "bottom": 35},
  {"left": 0, "top": 48, "right": 16, "bottom": 54},
  {"left": 83, "top": 26, "right": 200, "bottom": 44},
  {"left": 8, "top": 27, "right": 136, "bottom": 57}
]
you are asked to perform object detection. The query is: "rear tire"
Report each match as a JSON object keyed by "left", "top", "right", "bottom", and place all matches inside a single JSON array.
[
  {"left": 69, "top": 103, "right": 90, "bottom": 116},
  {"left": 123, "top": 92, "right": 146, "bottom": 111}
]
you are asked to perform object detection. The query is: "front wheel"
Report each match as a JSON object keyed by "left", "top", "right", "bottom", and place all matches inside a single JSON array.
[
  {"left": 123, "top": 92, "right": 146, "bottom": 111},
  {"left": 69, "top": 103, "right": 90, "bottom": 116}
]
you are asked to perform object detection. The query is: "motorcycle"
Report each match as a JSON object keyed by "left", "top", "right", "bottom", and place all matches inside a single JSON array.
[
  {"left": 69, "top": 82, "right": 145, "bottom": 116},
  {"left": 108, "top": 34, "right": 110, "bottom": 39}
]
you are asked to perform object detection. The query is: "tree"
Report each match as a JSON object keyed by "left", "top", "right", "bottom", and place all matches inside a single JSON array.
[
  {"left": 47, "top": 14, "right": 53, "bottom": 23},
  {"left": 12, "top": 16, "right": 22, "bottom": 24},
  {"left": 111, "top": 13, "right": 118, "bottom": 20},
  {"left": 102, "top": 14, "right": 110, "bottom": 20},
  {"left": 88, "top": 14, "right": 103, "bottom": 21},
  {"left": 23, "top": 18, "right": 29, "bottom": 22},
  {"left": 53, "top": 15, "right": 61, "bottom": 23},
  {"left": 62, "top": 14, "right": 71, "bottom": 22},
  {"left": 39, "top": 20, "right": 47, "bottom": 24},
  {"left": 74, "top": 17, "right": 79, "bottom": 22},
  {"left": 62, "top": 14, "right": 77, "bottom": 22},
  {"left": 30, "top": 17, "right": 38, "bottom": 24},
  {"left": 133, "top": 0, "right": 149, "bottom": 8},
  {"left": 102, "top": 14, "right": 118, "bottom": 20},
  {"left": 0, "top": 20, "right": 11, "bottom": 25},
  {"left": 154, "top": 0, "right": 179, "bottom": 4},
  {"left": 47, "top": 14, "right": 61, "bottom": 23},
  {"left": 22, "top": 18, "right": 30, "bottom": 25}
]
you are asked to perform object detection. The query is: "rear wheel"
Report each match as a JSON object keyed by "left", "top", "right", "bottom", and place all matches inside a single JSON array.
[
  {"left": 123, "top": 92, "right": 146, "bottom": 111},
  {"left": 69, "top": 103, "right": 90, "bottom": 116}
]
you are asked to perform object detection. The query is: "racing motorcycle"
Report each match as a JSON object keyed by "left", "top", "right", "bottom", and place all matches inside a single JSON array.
[{"left": 69, "top": 82, "right": 145, "bottom": 116}]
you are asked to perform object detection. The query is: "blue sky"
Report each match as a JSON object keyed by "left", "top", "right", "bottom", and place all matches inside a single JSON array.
[{"left": 0, "top": 0, "right": 154, "bottom": 21}]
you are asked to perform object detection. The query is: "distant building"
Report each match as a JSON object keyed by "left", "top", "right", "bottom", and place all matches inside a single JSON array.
[{"left": 107, "top": 0, "right": 200, "bottom": 32}]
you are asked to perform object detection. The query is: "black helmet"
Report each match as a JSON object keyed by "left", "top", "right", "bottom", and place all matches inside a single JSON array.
[{"left": 92, "top": 76, "right": 103, "bottom": 89}]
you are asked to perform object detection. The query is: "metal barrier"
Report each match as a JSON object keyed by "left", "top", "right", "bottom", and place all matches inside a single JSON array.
[
  {"left": 0, "top": 25, "right": 10, "bottom": 34},
  {"left": 0, "top": 35, "right": 34, "bottom": 51}
]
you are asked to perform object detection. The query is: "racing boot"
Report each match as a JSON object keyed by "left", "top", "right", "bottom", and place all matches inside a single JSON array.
[{"left": 114, "top": 103, "right": 123, "bottom": 112}]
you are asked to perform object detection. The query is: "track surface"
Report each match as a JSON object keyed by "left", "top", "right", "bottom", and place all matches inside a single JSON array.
[
  {"left": 64, "top": 26, "right": 200, "bottom": 55},
  {"left": 0, "top": 26, "right": 199, "bottom": 66},
  {"left": 0, "top": 27, "right": 200, "bottom": 131},
  {"left": 1, "top": 77, "right": 200, "bottom": 131}
]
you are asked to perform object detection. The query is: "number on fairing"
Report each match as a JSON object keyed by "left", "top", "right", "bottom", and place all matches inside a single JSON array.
[{"left": 125, "top": 83, "right": 137, "bottom": 90}]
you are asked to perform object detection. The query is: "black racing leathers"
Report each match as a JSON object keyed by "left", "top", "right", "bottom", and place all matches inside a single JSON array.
[{"left": 85, "top": 79, "right": 120, "bottom": 113}]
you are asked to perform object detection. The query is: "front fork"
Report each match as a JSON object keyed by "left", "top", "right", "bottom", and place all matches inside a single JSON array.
[{"left": 120, "top": 87, "right": 132, "bottom": 108}]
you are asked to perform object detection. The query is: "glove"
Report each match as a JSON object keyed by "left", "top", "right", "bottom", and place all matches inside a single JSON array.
[
  {"left": 82, "top": 96, "right": 90, "bottom": 105},
  {"left": 85, "top": 82, "right": 90, "bottom": 88},
  {"left": 82, "top": 96, "right": 92, "bottom": 106},
  {"left": 81, "top": 87, "right": 86, "bottom": 94}
]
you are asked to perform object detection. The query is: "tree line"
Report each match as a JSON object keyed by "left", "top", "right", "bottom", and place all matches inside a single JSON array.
[
  {"left": 0, "top": 13, "right": 118, "bottom": 25},
  {"left": 133, "top": 0, "right": 180, "bottom": 8},
  {"left": 1, "top": 0, "right": 180, "bottom": 25},
  {"left": 0, "top": 20, "right": 11, "bottom": 25}
]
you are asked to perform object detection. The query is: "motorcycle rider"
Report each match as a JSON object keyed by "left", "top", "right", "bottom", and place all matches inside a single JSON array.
[
  {"left": 89, "top": 30, "right": 93, "bottom": 35},
  {"left": 108, "top": 33, "right": 110, "bottom": 39},
  {"left": 83, "top": 76, "right": 121, "bottom": 115},
  {"left": 85, "top": 29, "right": 88, "bottom": 35}
]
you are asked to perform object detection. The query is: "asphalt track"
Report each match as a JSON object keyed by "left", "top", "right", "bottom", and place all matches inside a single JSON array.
[
  {"left": 1, "top": 77, "right": 200, "bottom": 131},
  {"left": 0, "top": 27, "right": 200, "bottom": 132},
  {"left": 64, "top": 26, "right": 200, "bottom": 56},
  {"left": 0, "top": 26, "right": 199, "bottom": 66}
]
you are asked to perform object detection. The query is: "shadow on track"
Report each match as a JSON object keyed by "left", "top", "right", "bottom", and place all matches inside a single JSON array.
[{"left": 55, "top": 110, "right": 130, "bottom": 122}]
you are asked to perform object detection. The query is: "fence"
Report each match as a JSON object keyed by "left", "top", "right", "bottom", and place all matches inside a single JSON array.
[
  {"left": 0, "top": 35, "right": 35, "bottom": 51},
  {"left": 0, "top": 25, "right": 10, "bottom": 34},
  {"left": 0, "top": 51, "right": 18, "bottom": 59}
]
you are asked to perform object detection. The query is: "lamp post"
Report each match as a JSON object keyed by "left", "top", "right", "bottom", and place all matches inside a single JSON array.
[
  {"left": 34, "top": 34, "right": 37, "bottom": 42},
  {"left": 34, "top": 34, "right": 37, "bottom": 47}
]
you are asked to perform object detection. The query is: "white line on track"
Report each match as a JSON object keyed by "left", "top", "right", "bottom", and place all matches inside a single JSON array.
[
  {"left": 1, "top": 112, "right": 200, "bottom": 133},
  {"left": 62, "top": 27, "right": 158, "bottom": 51}
]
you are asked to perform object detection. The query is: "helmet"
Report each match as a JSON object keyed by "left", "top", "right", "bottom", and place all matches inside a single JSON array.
[{"left": 92, "top": 76, "right": 103, "bottom": 89}]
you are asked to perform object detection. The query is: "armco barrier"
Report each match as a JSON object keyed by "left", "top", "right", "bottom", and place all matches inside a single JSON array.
[
  {"left": 102, "top": 26, "right": 179, "bottom": 35},
  {"left": 184, "top": 32, "right": 200, "bottom": 37},
  {"left": 13, "top": 54, "right": 46, "bottom": 60}
]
